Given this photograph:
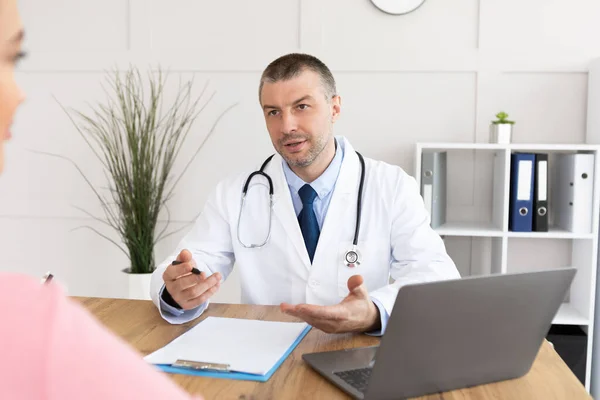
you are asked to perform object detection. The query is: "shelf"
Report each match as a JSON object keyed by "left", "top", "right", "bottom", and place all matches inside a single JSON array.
[
  {"left": 418, "top": 143, "right": 506, "bottom": 150},
  {"left": 417, "top": 141, "right": 599, "bottom": 392},
  {"left": 553, "top": 303, "right": 590, "bottom": 326},
  {"left": 509, "top": 143, "right": 600, "bottom": 152},
  {"left": 418, "top": 142, "right": 600, "bottom": 152},
  {"left": 435, "top": 222, "right": 503, "bottom": 237},
  {"left": 436, "top": 224, "right": 594, "bottom": 239},
  {"left": 507, "top": 227, "right": 594, "bottom": 239}
]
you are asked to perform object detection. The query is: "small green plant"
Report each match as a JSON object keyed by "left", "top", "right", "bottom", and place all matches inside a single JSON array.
[{"left": 492, "top": 111, "right": 515, "bottom": 125}]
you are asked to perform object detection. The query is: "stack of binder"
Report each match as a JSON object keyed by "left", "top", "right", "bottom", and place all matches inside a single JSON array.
[
  {"left": 509, "top": 153, "right": 547, "bottom": 232},
  {"left": 509, "top": 152, "right": 594, "bottom": 233}
]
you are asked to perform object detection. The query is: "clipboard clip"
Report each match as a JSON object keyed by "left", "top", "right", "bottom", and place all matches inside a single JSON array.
[{"left": 172, "top": 359, "right": 230, "bottom": 372}]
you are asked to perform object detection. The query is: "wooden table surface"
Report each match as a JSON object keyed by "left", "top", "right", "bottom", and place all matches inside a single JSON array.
[{"left": 76, "top": 297, "right": 591, "bottom": 400}]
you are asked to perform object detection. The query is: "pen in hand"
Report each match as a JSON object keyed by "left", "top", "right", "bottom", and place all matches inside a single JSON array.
[{"left": 172, "top": 260, "right": 201, "bottom": 275}]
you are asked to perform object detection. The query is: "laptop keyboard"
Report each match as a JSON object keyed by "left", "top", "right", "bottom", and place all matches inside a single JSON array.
[{"left": 334, "top": 367, "right": 372, "bottom": 393}]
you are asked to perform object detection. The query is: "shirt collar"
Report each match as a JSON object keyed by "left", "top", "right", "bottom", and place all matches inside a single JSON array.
[{"left": 282, "top": 137, "right": 344, "bottom": 199}]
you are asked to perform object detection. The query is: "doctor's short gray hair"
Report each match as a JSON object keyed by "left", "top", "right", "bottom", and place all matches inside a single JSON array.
[{"left": 259, "top": 53, "right": 337, "bottom": 103}]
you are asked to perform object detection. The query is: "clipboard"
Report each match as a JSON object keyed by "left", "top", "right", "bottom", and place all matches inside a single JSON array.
[
  {"left": 145, "top": 317, "right": 311, "bottom": 382},
  {"left": 154, "top": 325, "right": 311, "bottom": 382}
]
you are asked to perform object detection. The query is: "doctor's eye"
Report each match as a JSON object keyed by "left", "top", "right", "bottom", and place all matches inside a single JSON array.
[
  {"left": 267, "top": 110, "right": 279, "bottom": 117},
  {"left": 297, "top": 104, "right": 309, "bottom": 111}
]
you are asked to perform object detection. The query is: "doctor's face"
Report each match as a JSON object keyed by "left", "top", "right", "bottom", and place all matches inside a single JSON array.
[
  {"left": 0, "top": 0, "right": 26, "bottom": 174},
  {"left": 261, "top": 69, "right": 341, "bottom": 168}
]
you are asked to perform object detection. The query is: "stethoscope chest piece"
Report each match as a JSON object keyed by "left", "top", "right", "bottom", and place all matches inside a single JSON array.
[{"left": 344, "top": 246, "right": 361, "bottom": 268}]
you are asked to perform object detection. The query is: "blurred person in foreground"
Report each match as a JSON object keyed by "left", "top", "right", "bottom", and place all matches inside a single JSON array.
[{"left": 0, "top": 1, "right": 201, "bottom": 398}]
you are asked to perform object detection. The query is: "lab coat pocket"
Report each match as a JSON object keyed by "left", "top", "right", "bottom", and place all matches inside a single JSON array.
[{"left": 337, "top": 240, "right": 390, "bottom": 298}]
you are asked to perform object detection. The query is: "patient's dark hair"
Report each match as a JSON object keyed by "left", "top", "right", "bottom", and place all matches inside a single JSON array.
[{"left": 259, "top": 53, "right": 337, "bottom": 102}]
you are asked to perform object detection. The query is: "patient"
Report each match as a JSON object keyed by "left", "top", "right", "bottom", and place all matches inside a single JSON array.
[{"left": 0, "top": 1, "right": 200, "bottom": 399}]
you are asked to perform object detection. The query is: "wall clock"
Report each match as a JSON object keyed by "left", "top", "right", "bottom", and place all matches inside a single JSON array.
[{"left": 370, "top": 0, "right": 426, "bottom": 15}]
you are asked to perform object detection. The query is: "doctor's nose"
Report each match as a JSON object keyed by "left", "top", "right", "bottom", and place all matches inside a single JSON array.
[{"left": 280, "top": 112, "right": 299, "bottom": 134}]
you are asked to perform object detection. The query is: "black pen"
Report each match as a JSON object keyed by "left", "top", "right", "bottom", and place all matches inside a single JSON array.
[
  {"left": 41, "top": 271, "right": 54, "bottom": 285},
  {"left": 172, "top": 260, "right": 201, "bottom": 275}
]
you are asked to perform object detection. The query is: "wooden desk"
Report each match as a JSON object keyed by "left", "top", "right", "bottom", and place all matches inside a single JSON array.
[{"left": 76, "top": 297, "right": 591, "bottom": 400}]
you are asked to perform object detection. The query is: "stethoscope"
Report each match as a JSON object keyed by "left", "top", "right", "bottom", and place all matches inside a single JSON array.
[{"left": 237, "top": 151, "right": 366, "bottom": 268}]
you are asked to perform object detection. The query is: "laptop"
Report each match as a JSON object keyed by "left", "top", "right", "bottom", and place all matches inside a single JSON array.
[{"left": 302, "top": 268, "right": 576, "bottom": 399}]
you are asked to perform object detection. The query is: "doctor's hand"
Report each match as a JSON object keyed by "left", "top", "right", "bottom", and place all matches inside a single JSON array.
[
  {"left": 162, "top": 249, "right": 222, "bottom": 310},
  {"left": 280, "top": 275, "right": 381, "bottom": 334}
]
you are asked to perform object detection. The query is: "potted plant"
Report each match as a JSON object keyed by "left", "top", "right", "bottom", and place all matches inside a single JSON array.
[
  {"left": 49, "top": 67, "right": 235, "bottom": 299},
  {"left": 490, "top": 111, "right": 515, "bottom": 144}
]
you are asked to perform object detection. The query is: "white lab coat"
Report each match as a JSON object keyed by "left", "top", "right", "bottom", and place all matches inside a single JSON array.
[{"left": 150, "top": 136, "right": 460, "bottom": 324}]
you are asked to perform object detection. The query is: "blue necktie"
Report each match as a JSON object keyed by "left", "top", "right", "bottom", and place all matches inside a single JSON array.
[{"left": 298, "top": 184, "right": 320, "bottom": 263}]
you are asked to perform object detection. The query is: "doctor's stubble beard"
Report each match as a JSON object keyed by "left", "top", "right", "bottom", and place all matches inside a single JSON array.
[{"left": 278, "top": 130, "right": 333, "bottom": 168}]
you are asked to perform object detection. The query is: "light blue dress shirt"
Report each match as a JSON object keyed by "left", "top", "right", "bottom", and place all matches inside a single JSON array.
[
  {"left": 281, "top": 138, "right": 344, "bottom": 230},
  {"left": 161, "top": 138, "right": 389, "bottom": 335}
]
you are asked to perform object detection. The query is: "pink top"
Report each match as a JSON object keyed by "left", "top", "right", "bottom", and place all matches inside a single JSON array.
[{"left": 0, "top": 273, "right": 199, "bottom": 400}]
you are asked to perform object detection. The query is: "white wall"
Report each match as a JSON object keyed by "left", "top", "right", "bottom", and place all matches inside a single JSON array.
[{"left": 1, "top": 0, "right": 598, "bottom": 304}]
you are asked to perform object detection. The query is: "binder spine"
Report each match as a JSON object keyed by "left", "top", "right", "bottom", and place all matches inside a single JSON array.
[
  {"left": 509, "top": 153, "right": 535, "bottom": 232},
  {"left": 421, "top": 152, "right": 447, "bottom": 229},
  {"left": 533, "top": 153, "right": 549, "bottom": 232},
  {"left": 421, "top": 153, "right": 434, "bottom": 224}
]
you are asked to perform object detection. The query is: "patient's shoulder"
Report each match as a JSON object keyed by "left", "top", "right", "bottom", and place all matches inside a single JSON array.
[
  {"left": 0, "top": 272, "right": 66, "bottom": 397},
  {"left": 0, "top": 272, "right": 63, "bottom": 329}
]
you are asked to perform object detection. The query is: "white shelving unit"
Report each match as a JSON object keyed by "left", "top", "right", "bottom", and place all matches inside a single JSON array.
[{"left": 415, "top": 142, "right": 600, "bottom": 392}]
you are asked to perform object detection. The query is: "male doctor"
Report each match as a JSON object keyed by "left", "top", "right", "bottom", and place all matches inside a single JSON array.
[{"left": 150, "top": 53, "right": 460, "bottom": 335}]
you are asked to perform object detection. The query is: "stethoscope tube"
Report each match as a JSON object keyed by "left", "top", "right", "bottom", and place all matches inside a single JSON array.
[
  {"left": 354, "top": 152, "right": 365, "bottom": 247},
  {"left": 239, "top": 150, "right": 366, "bottom": 268},
  {"left": 242, "top": 154, "right": 275, "bottom": 195}
]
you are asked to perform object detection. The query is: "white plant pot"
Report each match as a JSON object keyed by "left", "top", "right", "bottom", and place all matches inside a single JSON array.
[
  {"left": 490, "top": 123, "right": 513, "bottom": 144},
  {"left": 123, "top": 268, "right": 152, "bottom": 300}
]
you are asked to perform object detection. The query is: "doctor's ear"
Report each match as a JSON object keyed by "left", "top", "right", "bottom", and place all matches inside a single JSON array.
[{"left": 331, "top": 95, "right": 341, "bottom": 123}]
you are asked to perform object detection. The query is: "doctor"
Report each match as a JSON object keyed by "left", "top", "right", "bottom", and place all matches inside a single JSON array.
[{"left": 150, "top": 53, "right": 460, "bottom": 334}]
